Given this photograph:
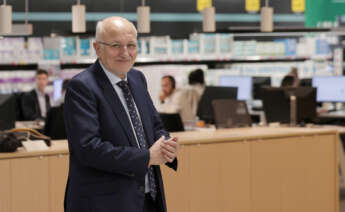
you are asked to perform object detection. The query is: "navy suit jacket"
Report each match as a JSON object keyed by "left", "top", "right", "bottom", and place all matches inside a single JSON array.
[{"left": 64, "top": 60, "right": 177, "bottom": 212}]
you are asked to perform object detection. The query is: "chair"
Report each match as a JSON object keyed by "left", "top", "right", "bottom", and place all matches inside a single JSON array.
[
  {"left": 212, "top": 99, "right": 252, "bottom": 129},
  {"left": 159, "top": 113, "right": 184, "bottom": 132},
  {"left": 13, "top": 92, "right": 24, "bottom": 121},
  {"left": 44, "top": 105, "right": 67, "bottom": 139}
]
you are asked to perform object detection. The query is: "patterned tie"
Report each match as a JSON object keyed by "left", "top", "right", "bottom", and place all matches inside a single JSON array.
[{"left": 117, "top": 80, "right": 157, "bottom": 200}]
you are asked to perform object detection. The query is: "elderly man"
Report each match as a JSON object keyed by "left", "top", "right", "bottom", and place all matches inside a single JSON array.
[{"left": 64, "top": 16, "right": 179, "bottom": 212}]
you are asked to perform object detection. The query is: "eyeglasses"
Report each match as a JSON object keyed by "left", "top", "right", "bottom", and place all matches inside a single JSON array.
[{"left": 97, "top": 41, "right": 137, "bottom": 51}]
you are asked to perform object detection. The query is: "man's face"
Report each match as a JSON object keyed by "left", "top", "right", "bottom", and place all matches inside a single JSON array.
[
  {"left": 35, "top": 74, "right": 48, "bottom": 91},
  {"left": 94, "top": 22, "right": 138, "bottom": 78},
  {"left": 161, "top": 77, "right": 174, "bottom": 96}
]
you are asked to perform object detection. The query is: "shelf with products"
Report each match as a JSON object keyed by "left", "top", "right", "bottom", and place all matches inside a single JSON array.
[
  {"left": 0, "top": 30, "right": 339, "bottom": 70},
  {"left": 0, "top": 56, "right": 329, "bottom": 71}
]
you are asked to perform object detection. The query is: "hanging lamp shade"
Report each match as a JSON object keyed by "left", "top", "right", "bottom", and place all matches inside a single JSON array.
[
  {"left": 261, "top": 6, "right": 273, "bottom": 32},
  {"left": 202, "top": 7, "right": 215, "bottom": 32},
  {"left": 137, "top": 6, "right": 150, "bottom": 33},
  {"left": 0, "top": 4, "right": 12, "bottom": 35},
  {"left": 72, "top": 4, "right": 86, "bottom": 33}
]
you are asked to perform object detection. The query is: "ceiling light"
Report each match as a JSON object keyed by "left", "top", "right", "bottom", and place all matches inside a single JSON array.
[
  {"left": 137, "top": 0, "right": 150, "bottom": 33},
  {"left": 72, "top": 0, "right": 86, "bottom": 33},
  {"left": 0, "top": 0, "right": 12, "bottom": 35}
]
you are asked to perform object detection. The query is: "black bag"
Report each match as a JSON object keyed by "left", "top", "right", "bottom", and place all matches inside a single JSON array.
[
  {"left": 0, "top": 132, "right": 22, "bottom": 152},
  {"left": 0, "top": 128, "right": 51, "bottom": 153}
]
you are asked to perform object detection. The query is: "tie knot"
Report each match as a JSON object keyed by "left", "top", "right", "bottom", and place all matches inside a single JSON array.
[{"left": 117, "top": 80, "right": 128, "bottom": 90}]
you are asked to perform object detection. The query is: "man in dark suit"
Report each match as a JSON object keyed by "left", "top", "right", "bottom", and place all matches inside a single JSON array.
[
  {"left": 64, "top": 16, "right": 179, "bottom": 212},
  {"left": 20, "top": 69, "right": 51, "bottom": 120}
]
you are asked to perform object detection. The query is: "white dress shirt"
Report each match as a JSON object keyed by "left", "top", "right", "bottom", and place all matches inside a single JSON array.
[
  {"left": 157, "top": 88, "right": 182, "bottom": 114},
  {"left": 35, "top": 88, "right": 48, "bottom": 118}
]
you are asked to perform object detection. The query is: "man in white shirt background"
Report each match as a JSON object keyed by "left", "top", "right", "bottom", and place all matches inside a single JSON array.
[
  {"left": 158, "top": 75, "right": 181, "bottom": 113},
  {"left": 20, "top": 69, "right": 51, "bottom": 120}
]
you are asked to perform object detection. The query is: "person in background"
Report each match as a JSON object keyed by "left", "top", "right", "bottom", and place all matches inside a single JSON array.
[
  {"left": 281, "top": 75, "right": 295, "bottom": 87},
  {"left": 188, "top": 68, "right": 206, "bottom": 97},
  {"left": 54, "top": 79, "right": 70, "bottom": 106},
  {"left": 285, "top": 67, "right": 300, "bottom": 87},
  {"left": 176, "top": 69, "right": 206, "bottom": 123},
  {"left": 281, "top": 67, "right": 300, "bottom": 87},
  {"left": 44, "top": 79, "right": 70, "bottom": 139},
  {"left": 64, "top": 16, "right": 179, "bottom": 212},
  {"left": 157, "top": 75, "right": 182, "bottom": 113},
  {"left": 20, "top": 69, "right": 51, "bottom": 120}
]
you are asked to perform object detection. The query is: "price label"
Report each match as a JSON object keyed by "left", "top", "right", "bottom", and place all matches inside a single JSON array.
[
  {"left": 197, "top": 0, "right": 212, "bottom": 11},
  {"left": 292, "top": 0, "right": 305, "bottom": 12},
  {"left": 245, "top": 0, "right": 260, "bottom": 12}
]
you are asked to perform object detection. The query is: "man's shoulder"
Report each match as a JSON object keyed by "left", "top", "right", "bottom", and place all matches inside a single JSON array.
[
  {"left": 70, "top": 62, "right": 99, "bottom": 85},
  {"left": 23, "top": 89, "right": 36, "bottom": 97},
  {"left": 128, "top": 68, "right": 144, "bottom": 78}
]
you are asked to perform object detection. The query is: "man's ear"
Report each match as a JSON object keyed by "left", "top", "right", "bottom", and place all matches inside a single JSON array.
[{"left": 93, "top": 42, "right": 100, "bottom": 56}]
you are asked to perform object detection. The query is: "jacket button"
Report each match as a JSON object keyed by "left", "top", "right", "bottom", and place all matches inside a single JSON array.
[{"left": 139, "top": 186, "right": 145, "bottom": 193}]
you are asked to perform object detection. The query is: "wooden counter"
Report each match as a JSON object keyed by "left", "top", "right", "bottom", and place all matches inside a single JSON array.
[
  {"left": 164, "top": 127, "right": 339, "bottom": 212},
  {"left": 0, "top": 140, "right": 69, "bottom": 212},
  {"left": 0, "top": 127, "right": 339, "bottom": 212}
]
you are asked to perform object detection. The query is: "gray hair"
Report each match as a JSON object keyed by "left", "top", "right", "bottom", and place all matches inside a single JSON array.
[
  {"left": 95, "top": 18, "right": 137, "bottom": 42},
  {"left": 95, "top": 21, "right": 103, "bottom": 42}
]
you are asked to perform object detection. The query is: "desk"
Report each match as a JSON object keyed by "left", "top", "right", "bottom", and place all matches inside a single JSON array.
[
  {"left": 15, "top": 121, "right": 44, "bottom": 130},
  {"left": 164, "top": 127, "right": 339, "bottom": 212},
  {"left": 0, "top": 141, "right": 68, "bottom": 212},
  {"left": 318, "top": 110, "right": 345, "bottom": 119},
  {"left": 0, "top": 127, "right": 340, "bottom": 212}
]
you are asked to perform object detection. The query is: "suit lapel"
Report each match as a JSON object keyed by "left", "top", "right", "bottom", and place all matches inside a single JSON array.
[
  {"left": 127, "top": 73, "right": 154, "bottom": 147},
  {"left": 93, "top": 61, "right": 138, "bottom": 147}
]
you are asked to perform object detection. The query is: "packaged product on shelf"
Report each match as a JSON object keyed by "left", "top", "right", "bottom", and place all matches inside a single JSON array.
[
  {"left": 149, "top": 36, "right": 170, "bottom": 56},
  {"left": 61, "top": 37, "right": 77, "bottom": 62},
  {"left": 274, "top": 39, "right": 297, "bottom": 56},
  {"left": 78, "top": 38, "right": 91, "bottom": 57},
  {"left": 218, "top": 34, "right": 233, "bottom": 57},
  {"left": 43, "top": 37, "right": 61, "bottom": 60}
]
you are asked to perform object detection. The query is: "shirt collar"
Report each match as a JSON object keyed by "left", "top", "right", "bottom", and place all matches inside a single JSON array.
[
  {"left": 35, "top": 87, "right": 45, "bottom": 96},
  {"left": 99, "top": 61, "right": 127, "bottom": 86}
]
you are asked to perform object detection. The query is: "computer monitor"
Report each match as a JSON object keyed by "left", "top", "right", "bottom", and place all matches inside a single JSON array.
[
  {"left": 312, "top": 76, "right": 345, "bottom": 102},
  {"left": 218, "top": 75, "right": 252, "bottom": 100},
  {"left": 53, "top": 79, "right": 63, "bottom": 102},
  {"left": 252, "top": 76, "right": 271, "bottom": 100},
  {"left": 44, "top": 105, "right": 67, "bottom": 139},
  {"left": 261, "top": 87, "right": 317, "bottom": 124},
  {"left": 197, "top": 86, "right": 238, "bottom": 123},
  {"left": 0, "top": 94, "right": 16, "bottom": 130},
  {"left": 159, "top": 113, "right": 184, "bottom": 132},
  {"left": 300, "top": 78, "right": 312, "bottom": 87}
]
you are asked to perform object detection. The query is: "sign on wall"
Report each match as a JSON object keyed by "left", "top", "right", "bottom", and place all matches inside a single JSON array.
[
  {"left": 197, "top": 0, "right": 212, "bottom": 11},
  {"left": 291, "top": 0, "right": 305, "bottom": 13},
  {"left": 245, "top": 0, "right": 260, "bottom": 12}
]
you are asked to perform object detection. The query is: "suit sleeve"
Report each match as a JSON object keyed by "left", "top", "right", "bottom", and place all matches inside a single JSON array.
[
  {"left": 138, "top": 71, "right": 178, "bottom": 171},
  {"left": 64, "top": 78, "right": 149, "bottom": 178}
]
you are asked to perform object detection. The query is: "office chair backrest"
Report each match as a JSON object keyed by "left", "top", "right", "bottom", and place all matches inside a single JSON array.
[
  {"left": 159, "top": 113, "right": 185, "bottom": 132},
  {"left": 44, "top": 105, "right": 67, "bottom": 139},
  {"left": 212, "top": 99, "right": 252, "bottom": 129}
]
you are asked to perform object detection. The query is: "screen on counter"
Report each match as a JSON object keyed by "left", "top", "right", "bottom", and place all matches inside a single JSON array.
[
  {"left": 312, "top": 76, "right": 345, "bottom": 102},
  {"left": 218, "top": 75, "right": 252, "bottom": 101}
]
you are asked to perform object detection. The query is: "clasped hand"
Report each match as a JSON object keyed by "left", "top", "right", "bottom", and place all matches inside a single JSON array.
[{"left": 149, "top": 136, "right": 179, "bottom": 166}]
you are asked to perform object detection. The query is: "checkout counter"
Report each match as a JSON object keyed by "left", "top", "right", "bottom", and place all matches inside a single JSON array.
[{"left": 0, "top": 127, "right": 340, "bottom": 212}]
